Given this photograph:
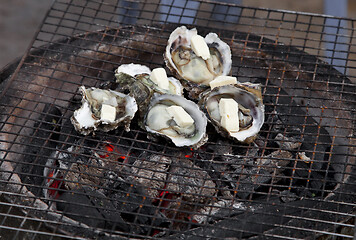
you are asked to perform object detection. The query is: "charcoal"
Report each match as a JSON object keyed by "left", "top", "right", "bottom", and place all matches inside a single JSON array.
[
  {"left": 205, "top": 140, "right": 233, "bottom": 156},
  {"left": 192, "top": 199, "right": 247, "bottom": 224},
  {"left": 234, "top": 171, "right": 271, "bottom": 199},
  {"left": 227, "top": 156, "right": 276, "bottom": 199},
  {"left": 105, "top": 178, "right": 163, "bottom": 232},
  {"left": 258, "top": 150, "right": 292, "bottom": 168},
  {"left": 131, "top": 154, "right": 171, "bottom": 198},
  {"left": 56, "top": 187, "right": 130, "bottom": 232},
  {"left": 168, "top": 198, "right": 321, "bottom": 239},
  {"left": 275, "top": 133, "right": 302, "bottom": 150},
  {"left": 258, "top": 150, "right": 292, "bottom": 183},
  {"left": 279, "top": 190, "right": 298, "bottom": 203},
  {"left": 166, "top": 157, "right": 216, "bottom": 203},
  {"left": 286, "top": 161, "right": 326, "bottom": 196},
  {"left": 203, "top": 159, "right": 236, "bottom": 193},
  {"left": 297, "top": 151, "right": 311, "bottom": 163},
  {"left": 53, "top": 146, "right": 106, "bottom": 190}
]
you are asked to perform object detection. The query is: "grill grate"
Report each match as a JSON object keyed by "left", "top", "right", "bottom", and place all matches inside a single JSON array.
[{"left": 0, "top": 0, "right": 355, "bottom": 239}]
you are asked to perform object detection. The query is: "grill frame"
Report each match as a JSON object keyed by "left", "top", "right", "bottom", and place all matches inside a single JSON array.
[{"left": 0, "top": 0, "right": 355, "bottom": 239}]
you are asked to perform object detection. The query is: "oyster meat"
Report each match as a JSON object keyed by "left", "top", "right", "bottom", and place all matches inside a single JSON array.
[
  {"left": 144, "top": 94, "right": 208, "bottom": 149},
  {"left": 164, "top": 26, "right": 232, "bottom": 96},
  {"left": 199, "top": 83, "right": 265, "bottom": 143},
  {"left": 71, "top": 86, "right": 138, "bottom": 135}
]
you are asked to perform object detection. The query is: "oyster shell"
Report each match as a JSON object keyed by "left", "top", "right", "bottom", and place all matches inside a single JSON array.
[
  {"left": 135, "top": 73, "right": 183, "bottom": 96},
  {"left": 114, "top": 64, "right": 183, "bottom": 95},
  {"left": 116, "top": 63, "right": 151, "bottom": 76},
  {"left": 110, "top": 72, "right": 153, "bottom": 108},
  {"left": 199, "top": 83, "right": 265, "bottom": 143},
  {"left": 144, "top": 94, "right": 208, "bottom": 149},
  {"left": 71, "top": 86, "right": 138, "bottom": 135},
  {"left": 164, "top": 26, "right": 232, "bottom": 97}
]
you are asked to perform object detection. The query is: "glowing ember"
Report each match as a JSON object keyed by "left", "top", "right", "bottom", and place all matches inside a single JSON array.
[
  {"left": 46, "top": 171, "right": 64, "bottom": 199},
  {"left": 185, "top": 148, "right": 194, "bottom": 158},
  {"left": 99, "top": 143, "right": 127, "bottom": 161}
]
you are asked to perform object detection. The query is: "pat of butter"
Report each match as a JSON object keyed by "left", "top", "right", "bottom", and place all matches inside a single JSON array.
[
  {"left": 150, "top": 68, "right": 169, "bottom": 90},
  {"left": 166, "top": 105, "right": 194, "bottom": 128},
  {"left": 100, "top": 104, "right": 116, "bottom": 122},
  {"left": 221, "top": 115, "right": 239, "bottom": 132},
  {"left": 209, "top": 76, "right": 237, "bottom": 89},
  {"left": 219, "top": 98, "right": 239, "bottom": 132},
  {"left": 191, "top": 35, "right": 210, "bottom": 60}
]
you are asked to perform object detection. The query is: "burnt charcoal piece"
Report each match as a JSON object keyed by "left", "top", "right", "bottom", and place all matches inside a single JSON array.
[
  {"left": 63, "top": 162, "right": 104, "bottom": 190},
  {"left": 46, "top": 145, "right": 106, "bottom": 192},
  {"left": 287, "top": 161, "right": 325, "bottom": 196},
  {"left": 274, "top": 132, "right": 302, "bottom": 150},
  {"left": 234, "top": 168, "right": 272, "bottom": 199},
  {"left": 263, "top": 85, "right": 331, "bottom": 168},
  {"left": 131, "top": 154, "right": 171, "bottom": 198},
  {"left": 50, "top": 140, "right": 133, "bottom": 191},
  {"left": 279, "top": 190, "right": 298, "bottom": 203},
  {"left": 105, "top": 178, "right": 164, "bottom": 234},
  {"left": 56, "top": 186, "right": 130, "bottom": 232},
  {"left": 168, "top": 198, "right": 321, "bottom": 239},
  {"left": 192, "top": 199, "right": 247, "bottom": 224},
  {"left": 166, "top": 157, "right": 216, "bottom": 203},
  {"left": 217, "top": 157, "right": 268, "bottom": 199},
  {"left": 203, "top": 140, "right": 234, "bottom": 157},
  {"left": 258, "top": 150, "right": 293, "bottom": 183}
]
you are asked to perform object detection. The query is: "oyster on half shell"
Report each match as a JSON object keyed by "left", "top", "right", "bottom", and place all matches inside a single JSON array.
[
  {"left": 164, "top": 26, "right": 232, "bottom": 97},
  {"left": 115, "top": 63, "right": 183, "bottom": 96},
  {"left": 199, "top": 83, "right": 265, "bottom": 143},
  {"left": 143, "top": 94, "right": 208, "bottom": 149},
  {"left": 71, "top": 86, "right": 138, "bottom": 135}
]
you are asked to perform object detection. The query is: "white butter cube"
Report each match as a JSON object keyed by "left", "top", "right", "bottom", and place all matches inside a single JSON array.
[
  {"left": 219, "top": 98, "right": 239, "bottom": 132},
  {"left": 221, "top": 115, "right": 239, "bottom": 132},
  {"left": 166, "top": 105, "right": 194, "bottom": 128},
  {"left": 209, "top": 76, "right": 237, "bottom": 89},
  {"left": 191, "top": 35, "right": 210, "bottom": 60},
  {"left": 150, "top": 68, "right": 169, "bottom": 90},
  {"left": 100, "top": 104, "right": 116, "bottom": 122},
  {"left": 219, "top": 98, "right": 238, "bottom": 117}
]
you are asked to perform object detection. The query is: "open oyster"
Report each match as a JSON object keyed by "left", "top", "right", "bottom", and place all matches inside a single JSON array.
[
  {"left": 144, "top": 94, "right": 208, "bottom": 149},
  {"left": 114, "top": 64, "right": 183, "bottom": 95},
  {"left": 199, "top": 83, "right": 265, "bottom": 143},
  {"left": 164, "top": 26, "right": 232, "bottom": 97},
  {"left": 71, "top": 86, "right": 138, "bottom": 135}
]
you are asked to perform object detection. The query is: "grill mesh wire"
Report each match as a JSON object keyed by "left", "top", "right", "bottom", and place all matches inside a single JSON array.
[{"left": 0, "top": 0, "right": 355, "bottom": 239}]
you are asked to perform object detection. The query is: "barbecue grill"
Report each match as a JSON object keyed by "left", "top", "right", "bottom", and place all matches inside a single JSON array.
[{"left": 0, "top": 0, "right": 355, "bottom": 239}]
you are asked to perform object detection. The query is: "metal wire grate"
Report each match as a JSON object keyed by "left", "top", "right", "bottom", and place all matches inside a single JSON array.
[{"left": 0, "top": 0, "right": 355, "bottom": 239}]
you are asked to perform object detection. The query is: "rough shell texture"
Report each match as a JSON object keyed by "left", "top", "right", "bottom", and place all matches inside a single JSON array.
[
  {"left": 71, "top": 86, "right": 138, "bottom": 135},
  {"left": 199, "top": 83, "right": 265, "bottom": 143},
  {"left": 115, "top": 63, "right": 151, "bottom": 77},
  {"left": 135, "top": 73, "right": 184, "bottom": 96},
  {"left": 144, "top": 94, "right": 208, "bottom": 149},
  {"left": 164, "top": 26, "right": 232, "bottom": 99}
]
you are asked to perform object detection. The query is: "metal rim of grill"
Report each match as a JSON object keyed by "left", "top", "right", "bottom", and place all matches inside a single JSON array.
[{"left": 0, "top": 0, "right": 355, "bottom": 239}]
